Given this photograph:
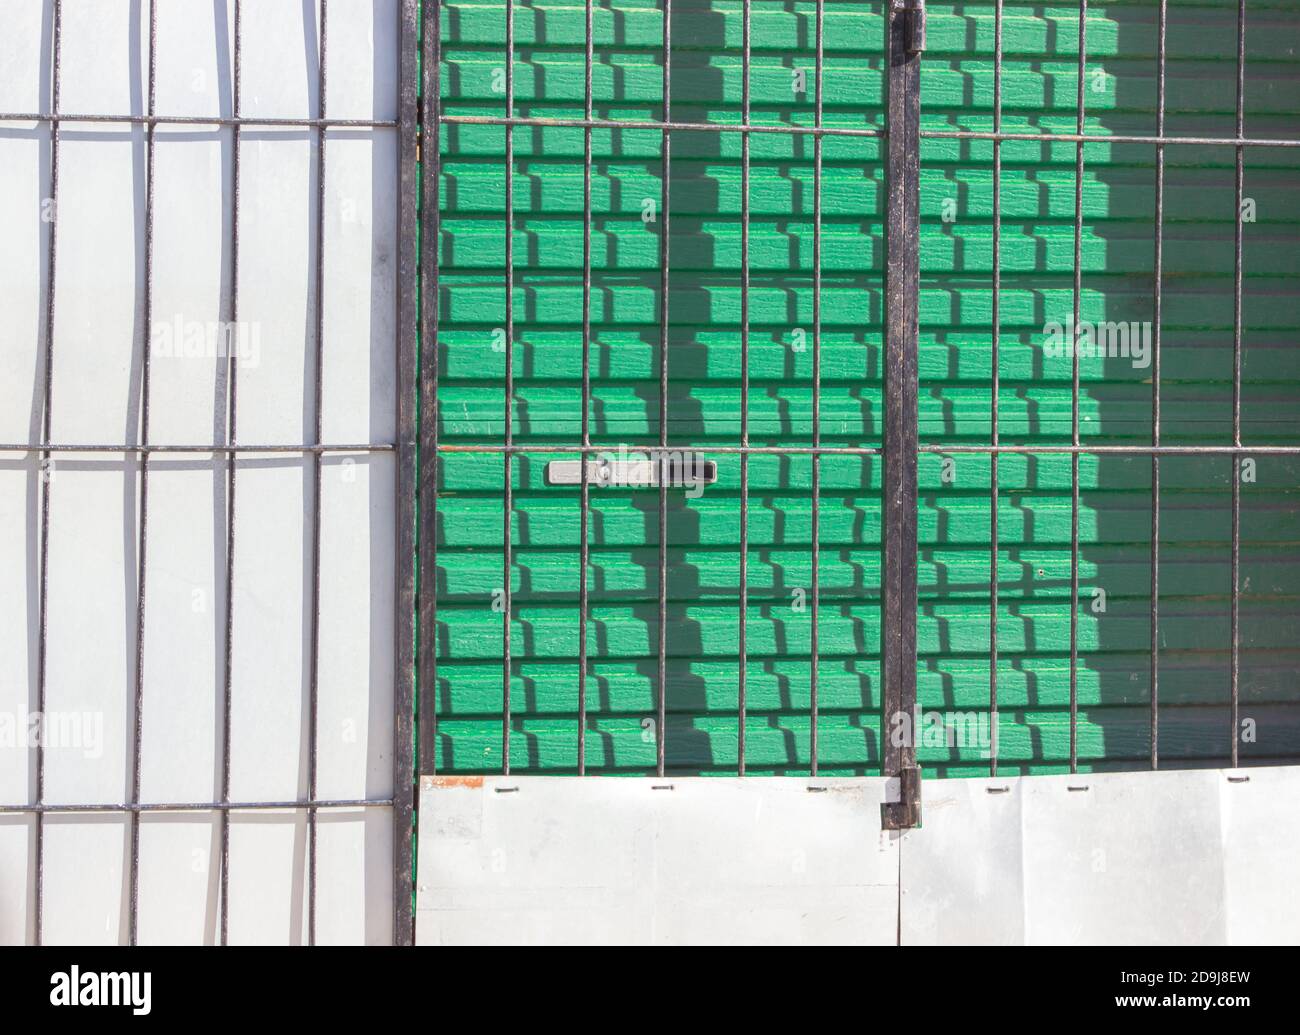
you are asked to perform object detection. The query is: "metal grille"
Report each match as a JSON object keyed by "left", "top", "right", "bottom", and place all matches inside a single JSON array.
[
  {"left": 421, "top": 1, "right": 900, "bottom": 784},
  {"left": 915, "top": 0, "right": 1300, "bottom": 778},
  {"left": 2, "top": 0, "right": 418, "bottom": 945},
  {"left": 4, "top": 0, "right": 1298, "bottom": 946},
  {"left": 419, "top": 0, "right": 1300, "bottom": 803}
]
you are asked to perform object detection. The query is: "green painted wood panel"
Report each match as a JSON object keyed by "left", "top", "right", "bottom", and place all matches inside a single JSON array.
[{"left": 427, "top": 0, "right": 1300, "bottom": 775}]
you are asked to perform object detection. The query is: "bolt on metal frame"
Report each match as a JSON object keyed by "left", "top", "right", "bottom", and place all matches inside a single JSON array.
[{"left": 3, "top": 0, "right": 419, "bottom": 946}]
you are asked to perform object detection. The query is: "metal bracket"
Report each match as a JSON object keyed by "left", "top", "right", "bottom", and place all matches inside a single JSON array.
[
  {"left": 881, "top": 765, "right": 923, "bottom": 829},
  {"left": 900, "top": 0, "right": 927, "bottom": 55},
  {"left": 545, "top": 454, "right": 717, "bottom": 490}
]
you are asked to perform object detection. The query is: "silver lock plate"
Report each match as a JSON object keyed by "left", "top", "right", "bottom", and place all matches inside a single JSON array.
[{"left": 545, "top": 454, "right": 717, "bottom": 490}]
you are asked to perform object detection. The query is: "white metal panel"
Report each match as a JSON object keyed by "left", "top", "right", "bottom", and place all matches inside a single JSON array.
[
  {"left": 0, "top": 815, "right": 35, "bottom": 944},
  {"left": 316, "top": 458, "right": 395, "bottom": 801},
  {"left": 0, "top": 0, "right": 48, "bottom": 447},
  {"left": 0, "top": 463, "right": 37, "bottom": 807},
  {"left": 902, "top": 767, "right": 1300, "bottom": 945},
  {"left": 57, "top": 0, "right": 146, "bottom": 118},
  {"left": 43, "top": 461, "right": 134, "bottom": 807},
  {"left": 41, "top": 816, "right": 130, "bottom": 945},
  {"left": 224, "top": 811, "right": 309, "bottom": 945},
  {"left": 0, "top": 0, "right": 46, "bottom": 113},
  {"left": 1220, "top": 766, "right": 1300, "bottom": 944},
  {"left": 223, "top": 10, "right": 318, "bottom": 948},
  {"left": 1019, "top": 769, "right": 1227, "bottom": 945},
  {"left": 240, "top": 2, "right": 318, "bottom": 122},
  {"left": 417, "top": 776, "right": 901, "bottom": 946},
  {"left": 135, "top": 816, "right": 222, "bottom": 945},
  {"left": 314, "top": 1, "right": 399, "bottom": 811},
  {"left": 422, "top": 768, "right": 1300, "bottom": 945},
  {"left": 139, "top": 464, "right": 222, "bottom": 805},
  {"left": 154, "top": 0, "right": 235, "bottom": 123},
  {"left": 314, "top": 806, "right": 393, "bottom": 945},
  {"left": 898, "top": 777, "right": 1025, "bottom": 945}
]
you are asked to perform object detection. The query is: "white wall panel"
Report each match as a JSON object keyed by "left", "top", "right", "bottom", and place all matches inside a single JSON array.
[
  {"left": 57, "top": 0, "right": 146, "bottom": 117},
  {"left": 417, "top": 776, "right": 902, "bottom": 947},
  {"left": 139, "top": 463, "right": 222, "bottom": 806},
  {"left": 0, "top": 0, "right": 402, "bottom": 944},
  {"left": 901, "top": 767, "right": 1300, "bottom": 946},
  {"left": 136, "top": 815, "right": 222, "bottom": 944},
  {"left": 1220, "top": 765, "right": 1300, "bottom": 944},
  {"left": 419, "top": 768, "right": 1300, "bottom": 946},
  {"left": 0, "top": 0, "right": 47, "bottom": 447},
  {"left": 41, "top": 816, "right": 130, "bottom": 945}
]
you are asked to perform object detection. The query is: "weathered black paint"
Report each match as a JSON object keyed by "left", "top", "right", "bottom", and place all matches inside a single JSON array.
[
  {"left": 394, "top": 0, "right": 420, "bottom": 946},
  {"left": 881, "top": 0, "right": 923, "bottom": 831}
]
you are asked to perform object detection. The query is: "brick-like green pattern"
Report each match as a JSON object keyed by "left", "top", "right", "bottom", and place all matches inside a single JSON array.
[{"left": 428, "top": 0, "right": 1300, "bottom": 775}]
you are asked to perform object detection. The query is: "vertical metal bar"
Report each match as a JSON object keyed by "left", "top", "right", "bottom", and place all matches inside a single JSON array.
[
  {"left": 219, "top": 0, "right": 243, "bottom": 946},
  {"left": 418, "top": 0, "right": 442, "bottom": 777},
  {"left": 1230, "top": 0, "right": 1246, "bottom": 767},
  {"left": 306, "top": 0, "right": 329, "bottom": 948},
  {"left": 656, "top": 0, "right": 671, "bottom": 778},
  {"left": 33, "top": 0, "right": 64, "bottom": 946},
  {"left": 989, "top": 0, "right": 1002, "bottom": 777},
  {"left": 1069, "top": 0, "right": 1087, "bottom": 774},
  {"left": 578, "top": 0, "right": 594, "bottom": 774},
  {"left": 502, "top": 0, "right": 515, "bottom": 775},
  {"left": 394, "top": 0, "right": 420, "bottom": 946},
  {"left": 1151, "top": 0, "right": 1167, "bottom": 770},
  {"left": 881, "top": 0, "right": 921, "bottom": 828},
  {"left": 809, "top": 0, "right": 824, "bottom": 776},
  {"left": 128, "top": 0, "right": 159, "bottom": 946},
  {"left": 738, "top": 0, "right": 751, "bottom": 776}
]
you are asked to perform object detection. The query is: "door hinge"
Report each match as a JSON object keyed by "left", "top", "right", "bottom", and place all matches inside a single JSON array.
[
  {"left": 881, "top": 764, "right": 923, "bottom": 829},
  {"left": 899, "top": 0, "right": 926, "bottom": 55}
]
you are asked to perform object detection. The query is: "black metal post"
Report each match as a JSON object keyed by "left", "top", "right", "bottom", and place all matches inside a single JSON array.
[
  {"left": 881, "top": 0, "right": 923, "bottom": 830},
  {"left": 394, "top": 0, "right": 420, "bottom": 948},
  {"left": 418, "top": 0, "right": 442, "bottom": 780}
]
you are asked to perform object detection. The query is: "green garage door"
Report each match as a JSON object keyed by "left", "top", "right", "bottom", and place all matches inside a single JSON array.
[{"left": 425, "top": 0, "right": 1300, "bottom": 776}]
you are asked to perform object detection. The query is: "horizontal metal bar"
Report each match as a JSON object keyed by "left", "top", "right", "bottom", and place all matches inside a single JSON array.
[
  {"left": 920, "top": 444, "right": 1300, "bottom": 455},
  {"left": 439, "top": 114, "right": 1300, "bottom": 149},
  {"left": 0, "top": 798, "right": 394, "bottom": 815},
  {"left": 430, "top": 443, "right": 1300, "bottom": 457},
  {"left": 441, "top": 113, "right": 885, "bottom": 138},
  {"left": 920, "top": 128, "right": 1300, "bottom": 148},
  {"left": 0, "top": 443, "right": 394, "bottom": 454},
  {"left": 437, "top": 443, "right": 883, "bottom": 455},
  {"left": 0, "top": 111, "right": 397, "bottom": 128}
]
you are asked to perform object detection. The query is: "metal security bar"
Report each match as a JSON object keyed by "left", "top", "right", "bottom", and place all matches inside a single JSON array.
[
  {"left": 417, "top": 0, "right": 1300, "bottom": 817},
  {"left": 881, "top": 0, "right": 923, "bottom": 828},
  {"left": 3, "top": 0, "right": 418, "bottom": 946}
]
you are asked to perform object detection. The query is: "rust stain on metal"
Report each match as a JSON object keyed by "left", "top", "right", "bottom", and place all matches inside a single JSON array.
[{"left": 423, "top": 775, "right": 484, "bottom": 789}]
